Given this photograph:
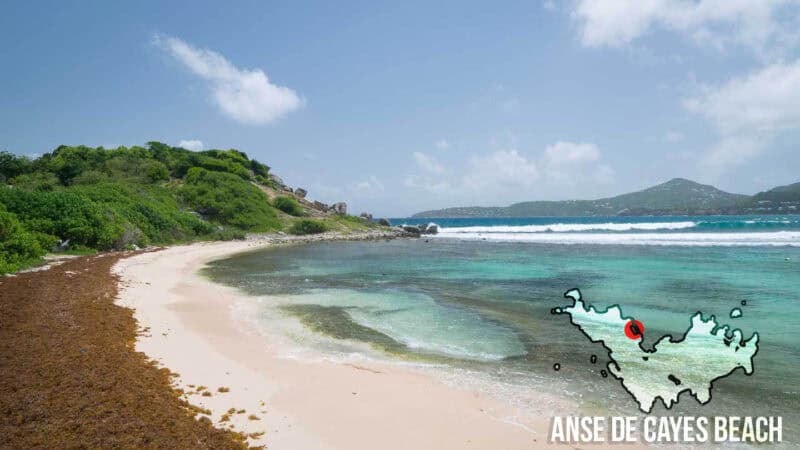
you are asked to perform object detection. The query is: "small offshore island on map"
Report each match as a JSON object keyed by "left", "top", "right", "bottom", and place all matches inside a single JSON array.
[{"left": 555, "top": 289, "right": 759, "bottom": 413}]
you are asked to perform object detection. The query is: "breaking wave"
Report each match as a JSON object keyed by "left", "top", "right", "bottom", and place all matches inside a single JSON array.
[
  {"left": 433, "top": 231, "right": 800, "bottom": 246},
  {"left": 439, "top": 221, "right": 698, "bottom": 234}
]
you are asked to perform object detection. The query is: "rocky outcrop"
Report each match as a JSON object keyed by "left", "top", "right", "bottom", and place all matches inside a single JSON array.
[
  {"left": 269, "top": 174, "right": 286, "bottom": 188},
  {"left": 400, "top": 222, "right": 438, "bottom": 236},
  {"left": 378, "top": 218, "right": 392, "bottom": 227},
  {"left": 266, "top": 173, "right": 294, "bottom": 193},
  {"left": 359, "top": 212, "right": 373, "bottom": 222},
  {"left": 329, "top": 202, "right": 347, "bottom": 215},
  {"left": 295, "top": 188, "right": 307, "bottom": 198},
  {"left": 401, "top": 225, "right": 421, "bottom": 235}
]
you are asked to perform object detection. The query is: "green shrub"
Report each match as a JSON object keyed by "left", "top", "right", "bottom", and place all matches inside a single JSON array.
[
  {"left": 105, "top": 156, "right": 170, "bottom": 183},
  {"left": 0, "top": 152, "right": 32, "bottom": 182},
  {"left": 272, "top": 196, "right": 304, "bottom": 216},
  {"left": 71, "top": 170, "right": 109, "bottom": 185},
  {"left": 0, "top": 207, "right": 46, "bottom": 273},
  {"left": 0, "top": 186, "right": 122, "bottom": 249},
  {"left": 288, "top": 219, "right": 329, "bottom": 235},
  {"left": 71, "top": 183, "right": 212, "bottom": 245},
  {"left": 0, "top": 142, "right": 297, "bottom": 273},
  {"left": 180, "top": 168, "right": 280, "bottom": 231},
  {"left": 10, "top": 172, "right": 60, "bottom": 191},
  {"left": 0, "top": 183, "right": 212, "bottom": 251}
]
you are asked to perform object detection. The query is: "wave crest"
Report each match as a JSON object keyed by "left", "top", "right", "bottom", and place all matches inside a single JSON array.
[
  {"left": 432, "top": 231, "right": 800, "bottom": 246},
  {"left": 439, "top": 221, "right": 698, "bottom": 234}
]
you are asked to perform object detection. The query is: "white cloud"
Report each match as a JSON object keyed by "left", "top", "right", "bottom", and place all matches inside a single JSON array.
[
  {"left": 684, "top": 61, "right": 800, "bottom": 135},
  {"left": 684, "top": 60, "right": 800, "bottom": 166},
  {"left": 156, "top": 34, "right": 303, "bottom": 125},
  {"left": 663, "top": 131, "right": 685, "bottom": 143},
  {"left": 435, "top": 139, "right": 450, "bottom": 149},
  {"left": 413, "top": 151, "right": 446, "bottom": 174},
  {"left": 572, "top": 0, "right": 795, "bottom": 55},
  {"left": 403, "top": 140, "right": 614, "bottom": 204},
  {"left": 403, "top": 175, "right": 452, "bottom": 193},
  {"left": 541, "top": 141, "right": 614, "bottom": 186},
  {"left": 351, "top": 175, "right": 384, "bottom": 194},
  {"left": 543, "top": 141, "right": 600, "bottom": 165},
  {"left": 177, "top": 139, "right": 204, "bottom": 151},
  {"left": 703, "top": 136, "right": 764, "bottom": 167},
  {"left": 463, "top": 149, "right": 539, "bottom": 188}
]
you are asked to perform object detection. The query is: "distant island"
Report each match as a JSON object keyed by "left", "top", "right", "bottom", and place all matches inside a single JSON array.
[{"left": 412, "top": 178, "right": 800, "bottom": 218}]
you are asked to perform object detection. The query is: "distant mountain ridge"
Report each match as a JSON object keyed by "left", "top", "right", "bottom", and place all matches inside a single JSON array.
[{"left": 412, "top": 178, "right": 800, "bottom": 218}]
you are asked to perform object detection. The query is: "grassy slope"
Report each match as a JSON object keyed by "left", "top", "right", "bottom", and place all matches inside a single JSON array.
[{"left": 0, "top": 142, "right": 377, "bottom": 273}]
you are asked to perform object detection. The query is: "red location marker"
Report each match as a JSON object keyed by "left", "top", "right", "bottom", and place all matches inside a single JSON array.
[{"left": 624, "top": 319, "right": 644, "bottom": 340}]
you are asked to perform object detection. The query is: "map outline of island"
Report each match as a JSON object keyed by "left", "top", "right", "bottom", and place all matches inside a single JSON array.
[{"left": 554, "top": 288, "right": 759, "bottom": 413}]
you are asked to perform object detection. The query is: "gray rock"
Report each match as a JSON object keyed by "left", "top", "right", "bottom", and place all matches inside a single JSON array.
[
  {"left": 359, "top": 212, "right": 373, "bottom": 222},
  {"left": 418, "top": 223, "right": 429, "bottom": 234},
  {"left": 282, "top": 186, "right": 294, "bottom": 193},
  {"left": 269, "top": 174, "right": 285, "bottom": 187},
  {"left": 295, "top": 188, "right": 308, "bottom": 198},
  {"left": 330, "top": 202, "right": 347, "bottom": 214},
  {"left": 313, "top": 200, "right": 329, "bottom": 210},
  {"left": 402, "top": 225, "right": 421, "bottom": 234},
  {"left": 424, "top": 223, "right": 439, "bottom": 234},
  {"left": 378, "top": 218, "right": 392, "bottom": 227}
]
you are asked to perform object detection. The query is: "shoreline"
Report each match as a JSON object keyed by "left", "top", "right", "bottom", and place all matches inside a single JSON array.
[{"left": 112, "top": 232, "right": 602, "bottom": 449}]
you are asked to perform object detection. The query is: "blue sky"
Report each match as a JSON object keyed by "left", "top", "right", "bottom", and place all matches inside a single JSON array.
[{"left": 2, "top": 1, "right": 800, "bottom": 216}]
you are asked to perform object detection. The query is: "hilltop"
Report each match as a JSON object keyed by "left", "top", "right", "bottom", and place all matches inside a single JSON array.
[
  {"left": 411, "top": 178, "right": 800, "bottom": 218},
  {"left": 0, "top": 142, "right": 384, "bottom": 273}
]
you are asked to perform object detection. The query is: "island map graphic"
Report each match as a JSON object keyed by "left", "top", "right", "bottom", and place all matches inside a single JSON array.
[{"left": 554, "top": 288, "right": 759, "bottom": 413}]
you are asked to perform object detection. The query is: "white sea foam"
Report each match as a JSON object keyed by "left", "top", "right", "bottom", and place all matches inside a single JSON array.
[
  {"left": 438, "top": 221, "right": 697, "bottom": 234},
  {"left": 433, "top": 231, "right": 800, "bottom": 246}
]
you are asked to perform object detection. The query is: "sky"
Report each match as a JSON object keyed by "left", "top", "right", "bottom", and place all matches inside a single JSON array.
[{"left": 2, "top": 0, "right": 800, "bottom": 217}]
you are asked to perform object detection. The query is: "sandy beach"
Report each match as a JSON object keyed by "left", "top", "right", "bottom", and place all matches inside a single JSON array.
[{"left": 113, "top": 234, "right": 569, "bottom": 449}]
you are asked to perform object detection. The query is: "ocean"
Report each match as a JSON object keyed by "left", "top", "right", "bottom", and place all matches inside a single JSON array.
[{"left": 204, "top": 215, "right": 800, "bottom": 445}]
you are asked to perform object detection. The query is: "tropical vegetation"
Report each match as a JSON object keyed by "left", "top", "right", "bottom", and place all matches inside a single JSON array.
[{"left": 0, "top": 142, "right": 373, "bottom": 273}]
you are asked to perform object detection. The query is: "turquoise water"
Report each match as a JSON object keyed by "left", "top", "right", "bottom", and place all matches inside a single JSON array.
[{"left": 205, "top": 216, "right": 800, "bottom": 444}]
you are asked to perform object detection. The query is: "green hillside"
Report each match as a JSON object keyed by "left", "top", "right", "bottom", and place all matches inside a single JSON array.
[
  {"left": 0, "top": 142, "right": 372, "bottom": 273},
  {"left": 745, "top": 181, "right": 800, "bottom": 214},
  {"left": 413, "top": 178, "right": 749, "bottom": 218}
]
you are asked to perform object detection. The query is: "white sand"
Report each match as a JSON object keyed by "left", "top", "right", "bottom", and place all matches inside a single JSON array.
[{"left": 113, "top": 238, "right": 623, "bottom": 449}]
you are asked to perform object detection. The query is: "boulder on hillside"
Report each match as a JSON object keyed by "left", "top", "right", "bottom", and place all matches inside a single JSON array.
[
  {"left": 295, "top": 188, "right": 308, "bottom": 198},
  {"left": 359, "top": 212, "right": 373, "bottom": 222},
  {"left": 269, "top": 174, "right": 286, "bottom": 188},
  {"left": 378, "top": 218, "right": 392, "bottom": 227},
  {"left": 313, "top": 200, "right": 329, "bottom": 210},
  {"left": 329, "top": 202, "right": 347, "bottom": 214}
]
